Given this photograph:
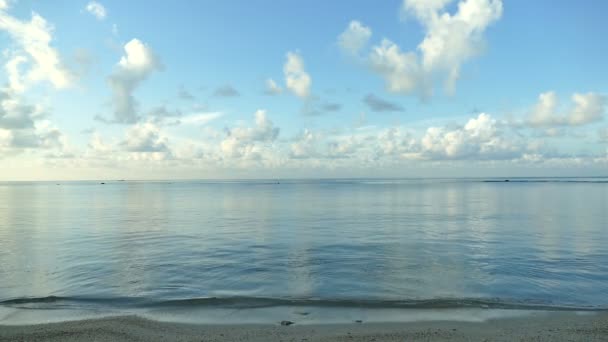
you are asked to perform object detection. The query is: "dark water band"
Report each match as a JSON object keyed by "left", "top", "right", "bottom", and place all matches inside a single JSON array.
[{"left": 2, "top": 296, "right": 606, "bottom": 311}]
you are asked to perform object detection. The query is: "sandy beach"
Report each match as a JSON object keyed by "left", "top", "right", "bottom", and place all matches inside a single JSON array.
[{"left": 1, "top": 312, "right": 607, "bottom": 341}]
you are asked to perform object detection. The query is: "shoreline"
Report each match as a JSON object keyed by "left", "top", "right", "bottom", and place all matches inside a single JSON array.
[{"left": 1, "top": 311, "right": 607, "bottom": 341}]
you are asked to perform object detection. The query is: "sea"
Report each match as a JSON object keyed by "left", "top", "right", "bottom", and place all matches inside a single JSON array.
[{"left": 1, "top": 178, "right": 607, "bottom": 324}]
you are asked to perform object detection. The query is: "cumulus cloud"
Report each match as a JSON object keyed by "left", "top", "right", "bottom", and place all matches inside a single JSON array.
[
  {"left": 221, "top": 110, "right": 279, "bottom": 159},
  {"left": 213, "top": 84, "right": 240, "bottom": 97},
  {"left": 107, "top": 39, "right": 162, "bottom": 124},
  {"left": 30, "top": 120, "right": 64, "bottom": 149},
  {"left": 348, "top": 0, "right": 502, "bottom": 97},
  {"left": 227, "top": 110, "right": 279, "bottom": 142},
  {"left": 363, "top": 93, "right": 405, "bottom": 112},
  {"left": 290, "top": 129, "right": 320, "bottom": 159},
  {"left": 289, "top": 126, "right": 412, "bottom": 162},
  {"left": 121, "top": 122, "right": 169, "bottom": 152},
  {"left": 569, "top": 93, "right": 605, "bottom": 125},
  {"left": 420, "top": 113, "right": 520, "bottom": 159},
  {"left": 216, "top": 111, "right": 535, "bottom": 165},
  {"left": 0, "top": 4, "right": 73, "bottom": 92},
  {"left": 529, "top": 91, "right": 558, "bottom": 126},
  {"left": 24, "top": 107, "right": 608, "bottom": 174},
  {"left": 404, "top": 0, "right": 502, "bottom": 92},
  {"left": 375, "top": 127, "right": 418, "bottom": 159},
  {"left": 2, "top": 123, "right": 60, "bottom": 149},
  {"left": 0, "top": 4, "right": 69, "bottom": 157},
  {"left": 284, "top": 52, "right": 311, "bottom": 98},
  {"left": 286, "top": 113, "right": 522, "bottom": 164},
  {"left": 338, "top": 20, "right": 372, "bottom": 55},
  {"left": 86, "top": 1, "right": 106, "bottom": 20},
  {"left": 8, "top": 125, "right": 59, "bottom": 149},
  {"left": 264, "top": 78, "right": 283, "bottom": 95},
  {"left": 0, "top": 90, "right": 39, "bottom": 129},
  {"left": 528, "top": 92, "right": 606, "bottom": 127},
  {"left": 369, "top": 39, "right": 424, "bottom": 96},
  {"left": 88, "top": 132, "right": 113, "bottom": 154},
  {"left": 0, "top": 89, "right": 65, "bottom": 153}
]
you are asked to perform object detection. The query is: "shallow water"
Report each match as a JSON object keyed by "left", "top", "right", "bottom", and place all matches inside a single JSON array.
[{"left": 1, "top": 178, "right": 607, "bottom": 321}]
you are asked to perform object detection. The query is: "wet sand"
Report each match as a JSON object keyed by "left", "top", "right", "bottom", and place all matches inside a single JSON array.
[{"left": 1, "top": 311, "right": 607, "bottom": 341}]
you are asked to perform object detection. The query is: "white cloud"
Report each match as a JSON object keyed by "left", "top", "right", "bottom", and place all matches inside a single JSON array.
[
  {"left": 86, "top": 1, "right": 107, "bottom": 20},
  {"left": 363, "top": 0, "right": 502, "bottom": 97},
  {"left": 338, "top": 20, "right": 372, "bottom": 55},
  {"left": 88, "top": 132, "right": 113, "bottom": 154},
  {"left": 0, "top": 5, "right": 73, "bottom": 92},
  {"left": 228, "top": 110, "right": 279, "bottom": 142},
  {"left": 284, "top": 51, "right": 311, "bottom": 98},
  {"left": 401, "top": 0, "right": 453, "bottom": 20},
  {"left": 327, "top": 135, "right": 368, "bottom": 159},
  {"left": 528, "top": 91, "right": 606, "bottom": 127},
  {"left": 0, "top": 6, "right": 69, "bottom": 157},
  {"left": 376, "top": 127, "right": 418, "bottom": 159},
  {"left": 15, "top": 106, "right": 608, "bottom": 176},
  {"left": 264, "top": 78, "right": 283, "bottom": 95},
  {"left": 569, "top": 93, "right": 605, "bottom": 125},
  {"left": 32, "top": 119, "right": 64, "bottom": 149},
  {"left": 122, "top": 122, "right": 169, "bottom": 152},
  {"left": 369, "top": 39, "right": 423, "bottom": 96},
  {"left": 107, "top": 39, "right": 162, "bottom": 123},
  {"left": 529, "top": 91, "right": 558, "bottom": 126},
  {"left": 148, "top": 108, "right": 223, "bottom": 127},
  {"left": 290, "top": 129, "right": 321, "bottom": 159},
  {"left": 0, "top": 90, "right": 39, "bottom": 130},
  {"left": 178, "top": 112, "right": 223, "bottom": 126},
  {"left": 0, "top": 89, "right": 66, "bottom": 153},
  {"left": 288, "top": 126, "right": 417, "bottom": 163},
  {"left": 420, "top": 113, "right": 520, "bottom": 159},
  {"left": 5, "top": 55, "right": 27, "bottom": 93},
  {"left": 117, "top": 38, "right": 160, "bottom": 74},
  {"left": 221, "top": 110, "right": 279, "bottom": 159},
  {"left": 405, "top": 0, "right": 502, "bottom": 92}
]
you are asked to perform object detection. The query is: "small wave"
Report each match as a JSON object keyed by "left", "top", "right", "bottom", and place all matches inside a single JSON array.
[
  {"left": 0, "top": 296, "right": 66, "bottom": 305},
  {"left": 0, "top": 296, "right": 145, "bottom": 307},
  {"left": 2, "top": 296, "right": 606, "bottom": 311}
]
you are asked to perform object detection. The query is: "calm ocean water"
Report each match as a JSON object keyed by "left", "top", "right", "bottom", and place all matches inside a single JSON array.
[{"left": 1, "top": 178, "right": 607, "bottom": 322}]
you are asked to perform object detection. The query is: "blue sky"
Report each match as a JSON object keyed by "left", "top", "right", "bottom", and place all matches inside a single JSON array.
[{"left": 0, "top": 0, "right": 606, "bottom": 180}]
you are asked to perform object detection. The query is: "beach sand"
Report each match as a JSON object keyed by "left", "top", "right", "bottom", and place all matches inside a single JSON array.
[{"left": 1, "top": 312, "right": 607, "bottom": 341}]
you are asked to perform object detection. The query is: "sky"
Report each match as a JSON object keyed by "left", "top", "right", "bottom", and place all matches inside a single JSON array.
[{"left": 0, "top": 0, "right": 607, "bottom": 180}]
